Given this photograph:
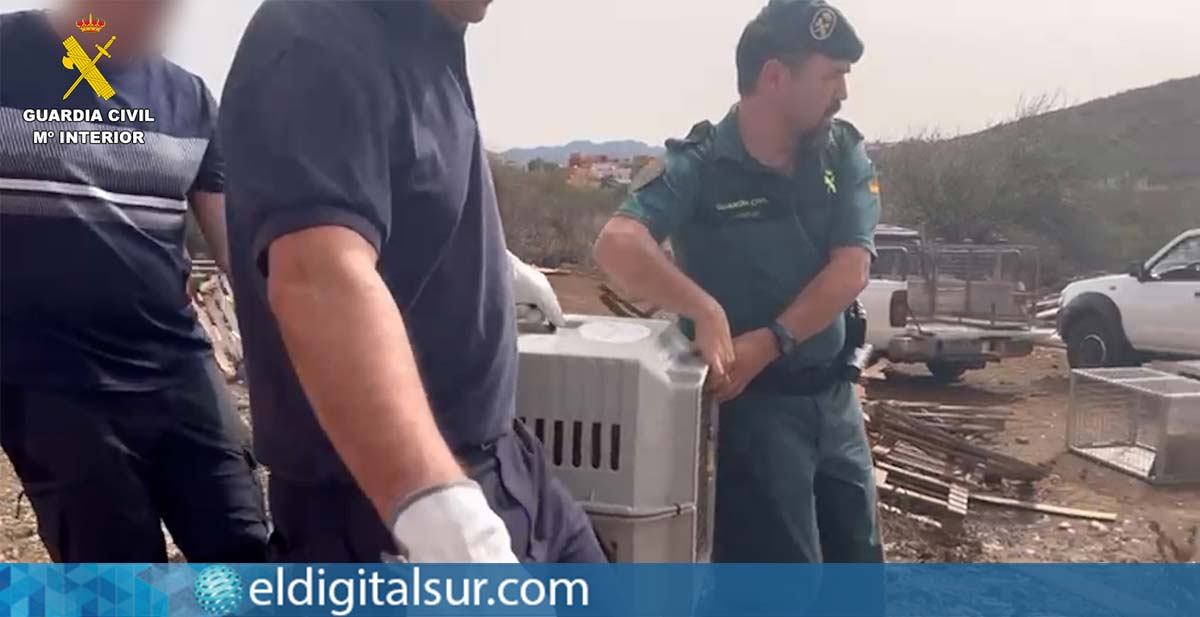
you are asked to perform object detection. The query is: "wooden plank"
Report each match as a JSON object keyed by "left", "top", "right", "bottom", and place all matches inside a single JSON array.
[
  {"left": 873, "top": 410, "right": 1048, "bottom": 480},
  {"left": 893, "top": 442, "right": 949, "bottom": 465},
  {"left": 878, "top": 481, "right": 963, "bottom": 517},
  {"left": 971, "top": 494, "right": 1117, "bottom": 522},
  {"left": 904, "top": 412, "right": 1010, "bottom": 422},
  {"left": 877, "top": 461, "right": 953, "bottom": 490},
  {"left": 882, "top": 465, "right": 971, "bottom": 516},
  {"left": 891, "top": 444, "right": 954, "bottom": 468},
  {"left": 949, "top": 485, "right": 971, "bottom": 512},
  {"left": 885, "top": 452, "right": 956, "bottom": 481},
  {"left": 875, "top": 400, "right": 1009, "bottom": 413},
  {"left": 860, "top": 359, "right": 890, "bottom": 381}
]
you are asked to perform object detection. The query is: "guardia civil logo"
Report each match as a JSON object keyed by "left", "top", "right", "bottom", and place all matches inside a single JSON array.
[
  {"left": 61, "top": 12, "right": 116, "bottom": 100},
  {"left": 810, "top": 7, "right": 838, "bottom": 41}
]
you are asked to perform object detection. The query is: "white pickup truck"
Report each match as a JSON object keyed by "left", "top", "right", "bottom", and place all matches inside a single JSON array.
[
  {"left": 859, "top": 225, "right": 1039, "bottom": 382},
  {"left": 1057, "top": 228, "right": 1200, "bottom": 368}
]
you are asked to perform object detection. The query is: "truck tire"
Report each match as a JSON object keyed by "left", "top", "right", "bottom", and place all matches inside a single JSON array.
[
  {"left": 926, "top": 361, "right": 969, "bottom": 383},
  {"left": 1065, "top": 313, "right": 1132, "bottom": 369}
]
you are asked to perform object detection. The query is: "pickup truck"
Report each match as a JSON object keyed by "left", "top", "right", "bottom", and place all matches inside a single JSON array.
[
  {"left": 860, "top": 225, "right": 1039, "bottom": 382},
  {"left": 1057, "top": 228, "right": 1200, "bottom": 368}
]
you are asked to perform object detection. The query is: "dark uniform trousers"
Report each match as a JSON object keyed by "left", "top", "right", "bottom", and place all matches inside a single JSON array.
[
  {"left": 0, "top": 360, "right": 270, "bottom": 562},
  {"left": 266, "top": 420, "right": 608, "bottom": 563},
  {"left": 712, "top": 380, "right": 884, "bottom": 563}
]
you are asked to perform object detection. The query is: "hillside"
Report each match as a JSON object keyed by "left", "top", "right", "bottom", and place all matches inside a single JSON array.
[
  {"left": 500, "top": 140, "right": 664, "bottom": 166},
  {"left": 875, "top": 75, "right": 1200, "bottom": 279},
  {"left": 964, "top": 75, "right": 1200, "bottom": 183}
]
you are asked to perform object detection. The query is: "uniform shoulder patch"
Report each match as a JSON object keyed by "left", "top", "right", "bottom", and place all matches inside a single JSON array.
[{"left": 630, "top": 157, "right": 666, "bottom": 192}]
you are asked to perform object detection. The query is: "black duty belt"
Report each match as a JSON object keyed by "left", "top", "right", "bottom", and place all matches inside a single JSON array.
[{"left": 745, "top": 363, "right": 845, "bottom": 396}]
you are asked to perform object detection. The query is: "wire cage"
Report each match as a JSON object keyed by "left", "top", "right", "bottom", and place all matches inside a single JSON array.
[
  {"left": 1067, "top": 367, "right": 1200, "bottom": 485},
  {"left": 905, "top": 244, "right": 1041, "bottom": 327}
]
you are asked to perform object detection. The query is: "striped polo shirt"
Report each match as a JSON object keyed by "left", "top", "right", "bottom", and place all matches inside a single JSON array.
[{"left": 1, "top": 10, "right": 219, "bottom": 391}]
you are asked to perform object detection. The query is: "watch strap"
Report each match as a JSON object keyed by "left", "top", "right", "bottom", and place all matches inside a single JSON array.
[{"left": 768, "top": 321, "right": 797, "bottom": 356}]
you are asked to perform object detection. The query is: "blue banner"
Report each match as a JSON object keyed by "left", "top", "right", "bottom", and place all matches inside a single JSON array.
[{"left": 1, "top": 563, "right": 1197, "bottom": 617}]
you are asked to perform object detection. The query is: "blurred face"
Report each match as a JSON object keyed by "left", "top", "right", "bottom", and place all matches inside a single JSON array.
[
  {"left": 759, "top": 53, "right": 850, "bottom": 135},
  {"left": 432, "top": 0, "right": 494, "bottom": 25},
  {"left": 64, "top": 0, "right": 179, "bottom": 57}
]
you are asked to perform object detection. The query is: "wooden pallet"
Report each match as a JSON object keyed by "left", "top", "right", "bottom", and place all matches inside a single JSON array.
[{"left": 874, "top": 465, "right": 969, "bottom": 533}]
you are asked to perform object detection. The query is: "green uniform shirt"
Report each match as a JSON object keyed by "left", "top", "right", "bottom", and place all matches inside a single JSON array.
[{"left": 617, "top": 108, "right": 880, "bottom": 371}]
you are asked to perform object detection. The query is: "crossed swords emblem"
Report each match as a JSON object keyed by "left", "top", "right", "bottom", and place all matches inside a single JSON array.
[{"left": 61, "top": 34, "right": 117, "bottom": 101}]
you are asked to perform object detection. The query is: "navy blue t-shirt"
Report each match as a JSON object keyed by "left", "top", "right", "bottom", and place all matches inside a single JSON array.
[
  {"left": 221, "top": 0, "right": 517, "bottom": 481},
  {"left": 0, "top": 10, "right": 220, "bottom": 391}
]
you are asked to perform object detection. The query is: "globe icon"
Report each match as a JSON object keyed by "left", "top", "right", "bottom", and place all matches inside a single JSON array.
[{"left": 193, "top": 565, "right": 243, "bottom": 617}]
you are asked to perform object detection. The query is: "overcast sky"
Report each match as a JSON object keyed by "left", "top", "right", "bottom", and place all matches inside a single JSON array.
[{"left": 6, "top": 0, "right": 1199, "bottom": 149}]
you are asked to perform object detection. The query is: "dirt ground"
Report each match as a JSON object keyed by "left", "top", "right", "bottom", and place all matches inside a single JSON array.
[
  {"left": 872, "top": 352, "right": 1199, "bottom": 563},
  {"left": 3, "top": 270, "right": 1196, "bottom": 563}
]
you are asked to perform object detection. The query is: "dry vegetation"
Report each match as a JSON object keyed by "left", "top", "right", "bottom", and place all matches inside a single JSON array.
[
  {"left": 876, "top": 76, "right": 1200, "bottom": 285},
  {"left": 490, "top": 155, "right": 625, "bottom": 267}
]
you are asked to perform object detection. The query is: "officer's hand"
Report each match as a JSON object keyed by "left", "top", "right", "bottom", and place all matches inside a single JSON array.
[
  {"left": 389, "top": 480, "right": 520, "bottom": 563},
  {"left": 693, "top": 304, "right": 735, "bottom": 388},
  {"left": 713, "top": 328, "right": 779, "bottom": 404}
]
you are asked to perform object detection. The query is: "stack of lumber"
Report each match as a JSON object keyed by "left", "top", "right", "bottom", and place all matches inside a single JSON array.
[
  {"left": 870, "top": 399, "right": 1012, "bottom": 440},
  {"left": 865, "top": 399, "right": 1063, "bottom": 532}
]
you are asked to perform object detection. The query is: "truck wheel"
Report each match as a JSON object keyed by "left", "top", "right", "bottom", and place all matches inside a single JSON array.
[
  {"left": 926, "top": 361, "right": 969, "bottom": 383},
  {"left": 1065, "top": 314, "right": 1131, "bottom": 368}
]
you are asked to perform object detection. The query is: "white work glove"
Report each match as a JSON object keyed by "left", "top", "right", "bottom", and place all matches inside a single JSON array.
[
  {"left": 389, "top": 480, "right": 519, "bottom": 563},
  {"left": 509, "top": 251, "right": 566, "bottom": 328}
]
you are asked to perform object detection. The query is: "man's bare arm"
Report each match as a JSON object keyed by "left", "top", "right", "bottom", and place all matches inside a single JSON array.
[
  {"left": 188, "top": 190, "right": 231, "bottom": 274},
  {"left": 776, "top": 246, "right": 872, "bottom": 341},
  {"left": 593, "top": 217, "right": 720, "bottom": 319},
  {"left": 594, "top": 216, "right": 735, "bottom": 378},
  {"left": 267, "top": 225, "right": 464, "bottom": 521}
]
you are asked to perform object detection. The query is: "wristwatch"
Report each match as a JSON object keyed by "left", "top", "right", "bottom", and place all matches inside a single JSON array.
[{"left": 767, "top": 321, "right": 798, "bottom": 356}]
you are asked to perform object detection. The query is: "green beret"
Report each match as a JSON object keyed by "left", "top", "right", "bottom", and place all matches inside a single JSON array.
[{"left": 764, "top": 0, "right": 864, "bottom": 62}]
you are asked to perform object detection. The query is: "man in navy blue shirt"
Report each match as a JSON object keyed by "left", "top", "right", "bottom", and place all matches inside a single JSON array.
[
  {"left": 0, "top": 1, "right": 268, "bottom": 562},
  {"left": 221, "top": 0, "right": 604, "bottom": 562}
]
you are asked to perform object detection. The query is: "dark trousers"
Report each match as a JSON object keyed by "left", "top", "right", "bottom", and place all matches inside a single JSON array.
[
  {"left": 267, "top": 420, "right": 607, "bottom": 563},
  {"left": 0, "top": 360, "right": 269, "bottom": 563},
  {"left": 712, "top": 381, "right": 884, "bottom": 563}
]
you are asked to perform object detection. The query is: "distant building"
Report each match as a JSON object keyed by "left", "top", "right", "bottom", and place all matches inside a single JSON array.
[{"left": 568, "top": 153, "right": 635, "bottom": 187}]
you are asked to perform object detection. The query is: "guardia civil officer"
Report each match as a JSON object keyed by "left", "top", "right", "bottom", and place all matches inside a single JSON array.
[{"left": 594, "top": 0, "right": 884, "bottom": 562}]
